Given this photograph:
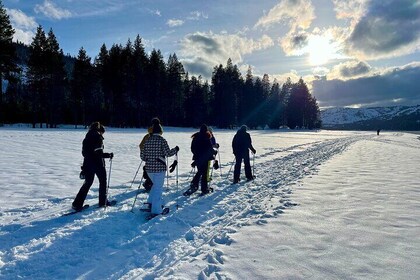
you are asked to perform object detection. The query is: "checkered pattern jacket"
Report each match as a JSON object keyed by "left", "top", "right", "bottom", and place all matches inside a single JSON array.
[{"left": 140, "top": 134, "right": 177, "bottom": 173}]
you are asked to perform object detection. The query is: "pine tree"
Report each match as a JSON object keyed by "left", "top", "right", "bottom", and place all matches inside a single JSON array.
[
  {"left": 240, "top": 66, "right": 254, "bottom": 125},
  {"left": 259, "top": 73, "right": 271, "bottom": 126},
  {"left": 132, "top": 35, "right": 149, "bottom": 126},
  {"left": 45, "top": 28, "right": 66, "bottom": 128},
  {"left": 70, "top": 47, "right": 94, "bottom": 127},
  {"left": 211, "top": 58, "right": 242, "bottom": 128},
  {"left": 280, "top": 77, "right": 293, "bottom": 127},
  {"left": 267, "top": 79, "right": 281, "bottom": 128},
  {"left": 147, "top": 49, "right": 167, "bottom": 122},
  {"left": 249, "top": 77, "right": 263, "bottom": 128},
  {"left": 287, "top": 78, "right": 312, "bottom": 129},
  {"left": 94, "top": 43, "right": 111, "bottom": 124},
  {"left": 0, "top": 0, "right": 19, "bottom": 124},
  {"left": 27, "top": 25, "right": 48, "bottom": 127},
  {"left": 167, "top": 53, "right": 185, "bottom": 126}
]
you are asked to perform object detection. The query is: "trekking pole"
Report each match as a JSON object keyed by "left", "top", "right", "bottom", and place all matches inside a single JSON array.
[
  {"left": 252, "top": 152, "right": 256, "bottom": 178},
  {"left": 129, "top": 160, "right": 143, "bottom": 188},
  {"left": 166, "top": 157, "right": 169, "bottom": 189},
  {"left": 175, "top": 152, "right": 179, "bottom": 209},
  {"left": 186, "top": 166, "right": 195, "bottom": 182},
  {"left": 106, "top": 157, "right": 113, "bottom": 208},
  {"left": 210, "top": 161, "right": 214, "bottom": 181},
  {"left": 217, "top": 148, "right": 223, "bottom": 176},
  {"left": 130, "top": 176, "right": 145, "bottom": 212},
  {"left": 226, "top": 156, "right": 235, "bottom": 180}
]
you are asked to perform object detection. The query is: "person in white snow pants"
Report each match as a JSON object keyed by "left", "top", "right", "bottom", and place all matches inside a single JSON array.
[{"left": 140, "top": 118, "right": 178, "bottom": 217}]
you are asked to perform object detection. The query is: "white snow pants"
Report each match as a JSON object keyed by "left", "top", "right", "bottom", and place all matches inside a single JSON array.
[{"left": 147, "top": 172, "right": 166, "bottom": 214}]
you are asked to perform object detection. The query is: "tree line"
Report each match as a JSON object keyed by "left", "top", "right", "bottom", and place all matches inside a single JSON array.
[{"left": 1, "top": 2, "right": 321, "bottom": 129}]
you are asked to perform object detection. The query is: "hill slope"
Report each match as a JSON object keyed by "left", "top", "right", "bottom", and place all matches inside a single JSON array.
[{"left": 321, "top": 105, "right": 420, "bottom": 130}]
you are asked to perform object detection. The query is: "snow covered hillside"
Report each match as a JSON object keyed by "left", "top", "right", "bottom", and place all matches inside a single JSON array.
[
  {"left": 0, "top": 128, "right": 419, "bottom": 279},
  {"left": 321, "top": 105, "right": 420, "bottom": 130}
]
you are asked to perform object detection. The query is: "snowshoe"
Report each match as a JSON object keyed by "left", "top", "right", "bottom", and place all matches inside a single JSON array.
[
  {"left": 199, "top": 187, "right": 214, "bottom": 196},
  {"left": 63, "top": 204, "right": 89, "bottom": 216},
  {"left": 183, "top": 185, "right": 198, "bottom": 196},
  {"left": 146, "top": 207, "right": 169, "bottom": 220}
]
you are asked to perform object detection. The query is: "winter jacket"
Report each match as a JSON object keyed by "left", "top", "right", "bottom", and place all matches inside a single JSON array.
[
  {"left": 191, "top": 131, "right": 215, "bottom": 167},
  {"left": 82, "top": 130, "right": 112, "bottom": 169},
  {"left": 232, "top": 129, "right": 255, "bottom": 156},
  {"left": 141, "top": 134, "right": 177, "bottom": 173}
]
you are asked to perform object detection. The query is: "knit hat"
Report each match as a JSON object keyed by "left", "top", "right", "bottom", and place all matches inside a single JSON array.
[
  {"left": 240, "top": 125, "right": 247, "bottom": 132},
  {"left": 152, "top": 122, "right": 163, "bottom": 134},
  {"left": 200, "top": 124, "right": 208, "bottom": 133},
  {"left": 89, "top": 122, "right": 105, "bottom": 133},
  {"left": 151, "top": 117, "right": 161, "bottom": 126}
]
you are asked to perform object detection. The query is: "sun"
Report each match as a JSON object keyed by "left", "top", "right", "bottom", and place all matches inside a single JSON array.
[{"left": 306, "top": 35, "right": 338, "bottom": 66}]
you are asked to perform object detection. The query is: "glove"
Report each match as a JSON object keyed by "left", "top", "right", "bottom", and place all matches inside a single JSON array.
[
  {"left": 215, "top": 143, "right": 220, "bottom": 149},
  {"left": 191, "top": 161, "right": 196, "bottom": 168},
  {"left": 175, "top": 146, "right": 180, "bottom": 152},
  {"left": 106, "top": 152, "right": 114, "bottom": 159},
  {"left": 213, "top": 160, "right": 219, "bottom": 170},
  {"left": 169, "top": 160, "right": 178, "bottom": 173},
  {"left": 251, "top": 148, "right": 256, "bottom": 154},
  {"left": 79, "top": 170, "right": 85, "bottom": 180}
]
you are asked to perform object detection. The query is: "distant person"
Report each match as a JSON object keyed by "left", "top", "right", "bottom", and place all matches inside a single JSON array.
[
  {"left": 139, "top": 117, "right": 163, "bottom": 192},
  {"left": 140, "top": 120, "right": 179, "bottom": 219},
  {"left": 72, "top": 122, "right": 114, "bottom": 211},
  {"left": 377, "top": 129, "right": 381, "bottom": 135},
  {"left": 184, "top": 124, "right": 216, "bottom": 196},
  {"left": 232, "top": 125, "right": 256, "bottom": 183}
]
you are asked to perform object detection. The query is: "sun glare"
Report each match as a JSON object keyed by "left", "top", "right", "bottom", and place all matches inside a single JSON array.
[{"left": 307, "top": 35, "right": 338, "bottom": 66}]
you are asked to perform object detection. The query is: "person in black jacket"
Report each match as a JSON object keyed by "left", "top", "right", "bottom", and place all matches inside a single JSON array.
[
  {"left": 72, "top": 122, "right": 114, "bottom": 210},
  {"left": 232, "top": 125, "right": 256, "bottom": 183},
  {"left": 189, "top": 124, "right": 216, "bottom": 195}
]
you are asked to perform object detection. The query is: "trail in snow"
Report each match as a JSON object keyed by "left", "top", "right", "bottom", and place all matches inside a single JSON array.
[{"left": 0, "top": 133, "right": 371, "bottom": 279}]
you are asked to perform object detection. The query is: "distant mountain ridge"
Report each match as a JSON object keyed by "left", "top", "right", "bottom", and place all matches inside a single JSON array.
[{"left": 321, "top": 105, "right": 420, "bottom": 130}]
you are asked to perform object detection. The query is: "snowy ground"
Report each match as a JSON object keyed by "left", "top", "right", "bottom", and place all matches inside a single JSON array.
[{"left": 0, "top": 127, "right": 419, "bottom": 279}]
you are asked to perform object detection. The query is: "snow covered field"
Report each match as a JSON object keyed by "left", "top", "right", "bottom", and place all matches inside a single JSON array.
[{"left": 0, "top": 127, "right": 419, "bottom": 279}]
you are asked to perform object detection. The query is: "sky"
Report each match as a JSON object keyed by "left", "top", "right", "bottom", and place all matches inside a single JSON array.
[{"left": 3, "top": 0, "right": 420, "bottom": 108}]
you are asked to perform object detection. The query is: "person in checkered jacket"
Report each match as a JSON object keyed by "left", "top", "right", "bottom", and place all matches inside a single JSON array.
[{"left": 140, "top": 120, "right": 179, "bottom": 217}]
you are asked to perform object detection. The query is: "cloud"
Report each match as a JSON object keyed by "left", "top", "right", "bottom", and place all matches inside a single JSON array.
[
  {"left": 187, "top": 11, "right": 208, "bottom": 21},
  {"left": 34, "top": 0, "right": 72, "bottom": 20},
  {"left": 179, "top": 32, "right": 274, "bottom": 79},
  {"left": 328, "top": 60, "right": 372, "bottom": 80},
  {"left": 255, "top": 0, "right": 315, "bottom": 31},
  {"left": 331, "top": 0, "right": 366, "bottom": 21},
  {"left": 6, "top": 8, "right": 37, "bottom": 44},
  {"left": 343, "top": 0, "right": 420, "bottom": 59},
  {"left": 280, "top": 30, "right": 309, "bottom": 55},
  {"left": 167, "top": 11, "right": 207, "bottom": 28},
  {"left": 147, "top": 8, "right": 161, "bottom": 16},
  {"left": 167, "top": 19, "right": 184, "bottom": 27},
  {"left": 312, "top": 62, "right": 420, "bottom": 108}
]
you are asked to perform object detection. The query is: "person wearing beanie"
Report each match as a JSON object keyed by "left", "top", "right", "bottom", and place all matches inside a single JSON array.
[
  {"left": 185, "top": 124, "right": 216, "bottom": 196},
  {"left": 232, "top": 125, "right": 256, "bottom": 183},
  {"left": 140, "top": 120, "right": 179, "bottom": 219},
  {"left": 72, "top": 122, "right": 114, "bottom": 210},
  {"left": 139, "top": 117, "right": 164, "bottom": 192}
]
